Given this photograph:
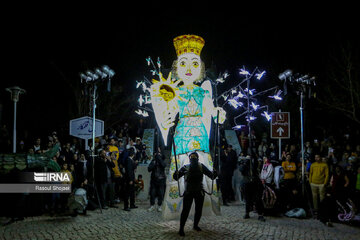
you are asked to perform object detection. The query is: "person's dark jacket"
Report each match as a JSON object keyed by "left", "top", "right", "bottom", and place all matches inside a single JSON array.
[
  {"left": 75, "top": 160, "right": 92, "bottom": 186},
  {"left": 220, "top": 149, "right": 237, "bottom": 175},
  {"left": 238, "top": 157, "right": 261, "bottom": 187},
  {"left": 61, "top": 148, "right": 73, "bottom": 164},
  {"left": 173, "top": 162, "right": 217, "bottom": 193},
  {"left": 94, "top": 157, "right": 115, "bottom": 184},
  {"left": 148, "top": 153, "right": 166, "bottom": 181},
  {"left": 124, "top": 156, "right": 137, "bottom": 182}
]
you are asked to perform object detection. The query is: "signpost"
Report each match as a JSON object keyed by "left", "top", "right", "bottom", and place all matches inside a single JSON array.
[
  {"left": 270, "top": 111, "right": 290, "bottom": 160},
  {"left": 69, "top": 116, "right": 104, "bottom": 150}
]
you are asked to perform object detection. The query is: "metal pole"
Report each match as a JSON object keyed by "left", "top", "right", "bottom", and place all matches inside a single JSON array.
[
  {"left": 278, "top": 139, "right": 281, "bottom": 160},
  {"left": 300, "top": 92, "right": 305, "bottom": 194},
  {"left": 246, "top": 77, "right": 253, "bottom": 178},
  {"left": 85, "top": 139, "right": 89, "bottom": 152},
  {"left": 91, "top": 84, "right": 102, "bottom": 212},
  {"left": 278, "top": 109, "right": 282, "bottom": 160},
  {"left": 214, "top": 83, "right": 220, "bottom": 172},
  {"left": 13, "top": 101, "right": 17, "bottom": 153},
  {"left": 92, "top": 85, "right": 97, "bottom": 155},
  {"left": 6, "top": 86, "right": 25, "bottom": 153}
]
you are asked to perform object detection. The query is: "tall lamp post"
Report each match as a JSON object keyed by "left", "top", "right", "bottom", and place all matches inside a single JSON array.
[
  {"left": 80, "top": 65, "right": 115, "bottom": 212},
  {"left": 5, "top": 86, "right": 26, "bottom": 153},
  {"left": 279, "top": 69, "right": 316, "bottom": 194}
]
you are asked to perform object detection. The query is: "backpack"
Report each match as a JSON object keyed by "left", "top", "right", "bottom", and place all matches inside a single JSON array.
[{"left": 262, "top": 185, "right": 277, "bottom": 209}]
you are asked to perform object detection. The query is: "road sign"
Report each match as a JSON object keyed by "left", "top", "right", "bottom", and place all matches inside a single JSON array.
[
  {"left": 271, "top": 112, "right": 290, "bottom": 139},
  {"left": 69, "top": 116, "right": 104, "bottom": 140}
]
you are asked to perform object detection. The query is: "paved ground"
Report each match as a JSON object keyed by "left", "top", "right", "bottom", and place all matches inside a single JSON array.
[{"left": 1, "top": 201, "right": 360, "bottom": 240}]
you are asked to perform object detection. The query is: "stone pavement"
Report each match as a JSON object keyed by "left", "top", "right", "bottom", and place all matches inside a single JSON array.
[{"left": 1, "top": 201, "right": 360, "bottom": 240}]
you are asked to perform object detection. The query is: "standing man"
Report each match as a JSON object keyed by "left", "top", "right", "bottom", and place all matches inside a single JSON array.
[
  {"left": 148, "top": 148, "right": 166, "bottom": 212},
  {"left": 220, "top": 145, "right": 237, "bottom": 205},
  {"left": 173, "top": 152, "right": 217, "bottom": 237},
  {"left": 94, "top": 150, "right": 116, "bottom": 209},
  {"left": 74, "top": 153, "right": 90, "bottom": 187},
  {"left": 239, "top": 155, "right": 265, "bottom": 221},
  {"left": 281, "top": 153, "right": 297, "bottom": 189},
  {"left": 309, "top": 154, "right": 329, "bottom": 214},
  {"left": 107, "top": 139, "right": 122, "bottom": 203},
  {"left": 123, "top": 148, "right": 138, "bottom": 211},
  {"left": 108, "top": 138, "right": 119, "bottom": 160}
]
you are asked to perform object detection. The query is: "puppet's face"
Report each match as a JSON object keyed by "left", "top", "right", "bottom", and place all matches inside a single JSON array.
[{"left": 176, "top": 53, "right": 202, "bottom": 85}]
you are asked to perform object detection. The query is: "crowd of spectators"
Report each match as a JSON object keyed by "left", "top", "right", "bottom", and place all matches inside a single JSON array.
[
  {"left": 228, "top": 127, "right": 360, "bottom": 226},
  {"left": 1, "top": 121, "right": 360, "bottom": 227},
  {"left": 0, "top": 121, "right": 151, "bottom": 224}
]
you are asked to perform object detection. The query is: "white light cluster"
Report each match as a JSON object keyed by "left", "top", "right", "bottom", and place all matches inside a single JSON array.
[
  {"left": 239, "top": 68, "right": 250, "bottom": 75},
  {"left": 135, "top": 109, "right": 149, "bottom": 117},
  {"left": 134, "top": 57, "right": 162, "bottom": 118},
  {"left": 80, "top": 65, "right": 115, "bottom": 83},
  {"left": 218, "top": 66, "right": 282, "bottom": 128},
  {"left": 255, "top": 71, "right": 266, "bottom": 80},
  {"left": 268, "top": 90, "right": 283, "bottom": 100}
]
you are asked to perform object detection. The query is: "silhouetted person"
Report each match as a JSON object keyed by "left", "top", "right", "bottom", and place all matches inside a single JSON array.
[
  {"left": 173, "top": 151, "right": 217, "bottom": 237},
  {"left": 220, "top": 145, "right": 237, "bottom": 205},
  {"left": 94, "top": 150, "right": 116, "bottom": 209},
  {"left": 239, "top": 155, "right": 265, "bottom": 221},
  {"left": 148, "top": 148, "right": 166, "bottom": 212},
  {"left": 123, "top": 148, "right": 138, "bottom": 211}
]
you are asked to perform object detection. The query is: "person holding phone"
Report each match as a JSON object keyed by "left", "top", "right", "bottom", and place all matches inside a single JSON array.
[
  {"left": 94, "top": 150, "right": 116, "bottom": 209},
  {"left": 123, "top": 148, "right": 138, "bottom": 211}
]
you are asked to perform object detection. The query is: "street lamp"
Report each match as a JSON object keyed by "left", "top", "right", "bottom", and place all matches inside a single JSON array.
[
  {"left": 80, "top": 65, "right": 115, "bottom": 154},
  {"left": 79, "top": 65, "right": 115, "bottom": 212},
  {"left": 278, "top": 69, "right": 316, "bottom": 195},
  {"left": 5, "top": 86, "right": 26, "bottom": 153}
]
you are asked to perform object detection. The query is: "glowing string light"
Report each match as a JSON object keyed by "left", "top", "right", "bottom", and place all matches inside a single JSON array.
[
  {"left": 145, "top": 96, "right": 151, "bottom": 104},
  {"left": 269, "top": 90, "right": 283, "bottom": 100},
  {"left": 250, "top": 116, "right": 256, "bottom": 121},
  {"left": 216, "top": 78, "right": 225, "bottom": 83},
  {"left": 135, "top": 109, "right": 149, "bottom": 117},
  {"left": 251, "top": 102, "right": 259, "bottom": 111},
  {"left": 236, "top": 92, "right": 245, "bottom": 98},
  {"left": 136, "top": 81, "right": 143, "bottom": 89},
  {"left": 221, "top": 94, "right": 228, "bottom": 101},
  {"left": 255, "top": 70, "right": 266, "bottom": 80},
  {"left": 138, "top": 94, "right": 144, "bottom": 106},
  {"left": 244, "top": 88, "right": 255, "bottom": 95},
  {"left": 240, "top": 68, "right": 250, "bottom": 75},
  {"left": 157, "top": 57, "right": 161, "bottom": 68},
  {"left": 142, "top": 84, "right": 150, "bottom": 93},
  {"left": 232, "top": 125, "right": 245, "bottom": 130},
  {"left": 228, "top": 99, "right": 240, "bottom": 109},
  {"left": 261, "top": 111, "right": 272, "bottom": 121}
]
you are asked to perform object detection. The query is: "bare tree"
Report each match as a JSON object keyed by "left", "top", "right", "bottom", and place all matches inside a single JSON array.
[{"left": 318, "top": 43, "right": 360, "bottom": 125}]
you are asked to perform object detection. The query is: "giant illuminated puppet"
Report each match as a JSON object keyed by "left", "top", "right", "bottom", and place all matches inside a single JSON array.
[{"left": 143, "top": 35, "right": 226, "bottom": 219}]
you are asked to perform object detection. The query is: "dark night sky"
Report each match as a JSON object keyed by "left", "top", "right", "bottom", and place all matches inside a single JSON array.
[{"left": 1, "top": 7, "right": 358, "bottom": 140}]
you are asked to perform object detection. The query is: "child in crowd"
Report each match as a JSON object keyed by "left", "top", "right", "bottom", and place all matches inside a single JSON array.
[{"left": 135, "top": 175, "right": 144, "bottom": 196}]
